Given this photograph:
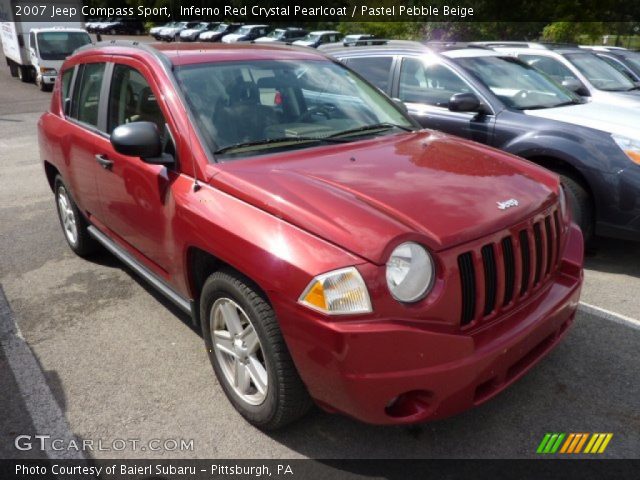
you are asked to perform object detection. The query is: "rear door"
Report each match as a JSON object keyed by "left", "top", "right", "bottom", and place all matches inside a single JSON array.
[
  {"left": 63, "top": 58, "right": 110, "bottom": 219},
  {"left": 393, "top": 56, "right": 495, "bottom": 144}
]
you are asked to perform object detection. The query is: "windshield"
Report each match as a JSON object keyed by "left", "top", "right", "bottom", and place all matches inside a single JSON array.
[
  {"left": 268, "top": 29, "right": 285, "bottom": 38},
  {"left": 621, "top": 53, "right": 640, "bottom": 76},
  {"left": 175, "top": 59, "right": 413, "bottom": 159},
  {"left": 37, "top": 32, "right": 91, "bottom": 60},
  {"left": 453, "top": 55, "right": 580, "bottom": 110},
  {"left": 213, "top": 24, "right": 228, "bottom": 33},
  {"left": 237, "top": 26, "right": 251, "bottom": 35},
  {"left": 565, "top": 53, "right": 634, "bottom": 91}
]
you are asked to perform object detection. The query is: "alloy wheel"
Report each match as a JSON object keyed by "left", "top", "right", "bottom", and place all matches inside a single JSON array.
[{"left": 210, "top": 298, "right": 268, "bottom": 405}]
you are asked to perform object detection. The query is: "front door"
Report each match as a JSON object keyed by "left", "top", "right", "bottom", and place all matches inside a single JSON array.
[{"left": 93, "top": 60, "right": 178, "bottom": 273}]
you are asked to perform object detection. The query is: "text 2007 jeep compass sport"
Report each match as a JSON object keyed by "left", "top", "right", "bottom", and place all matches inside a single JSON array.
[{"left": 38, "top": 42, "right": 584, "bottom": 429}]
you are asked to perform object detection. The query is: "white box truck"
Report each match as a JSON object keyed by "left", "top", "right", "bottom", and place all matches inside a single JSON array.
[{"left": 1, "top": 0, "right": 89, "bottom": 90}]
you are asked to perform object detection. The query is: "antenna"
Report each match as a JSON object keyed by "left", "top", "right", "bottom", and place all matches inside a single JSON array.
[{"left": 175, "top": 47, "right": 201, "bottom": 192}]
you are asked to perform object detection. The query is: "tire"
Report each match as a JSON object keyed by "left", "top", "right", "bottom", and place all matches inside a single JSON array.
[
  {"left": 560, "top": 174, "right": 593, "bottom": 243},
  {"left": 17, "top": 65, "right": 31, "bottom": 83},
  {"left": 36, "top": 75, "right": 52, "bottom": 92},
  {"left": 54, "top": 176, "right": 97, "bottom": 257},
  {"left": 9, "top": 61, "right": 19, "bottom": 78},
  {"left": 201, "top": 270, "right": 312, "bottom": 430}
]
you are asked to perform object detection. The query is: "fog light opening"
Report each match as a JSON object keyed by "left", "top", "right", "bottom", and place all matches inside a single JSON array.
[{"left": 385, "top": 390, "right": 434, "bottom": 419}]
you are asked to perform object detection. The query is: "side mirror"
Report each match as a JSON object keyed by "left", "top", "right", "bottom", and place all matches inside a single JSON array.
[
  {"left": 561, "top": 78, "right": 588, "bottom": 96},
  {"left": 391, "top": 97, "right": 408, "bottom": 113},
  {"left": 448, "top": 92, "right": 484, "bottom": 113},
  {"left": 63, "top": 98, "right": 72, "bottom": 116},
  {"left": 110, "top": 122, "right": 173, "bottom": 165}
]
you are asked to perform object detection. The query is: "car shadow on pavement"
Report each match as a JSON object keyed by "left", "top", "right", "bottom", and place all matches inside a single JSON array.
[
  {"left": 586, "top": 237, "right": 640, "bottom": 278},
  {"left": 0, "top": 347, "right": 41, "bottom": 459},
  {"left": 0, "top": 324, "right": 91, "bottom": 461},
  {"left": 87, "top": 250, "right": 200, "bottom": 335}
]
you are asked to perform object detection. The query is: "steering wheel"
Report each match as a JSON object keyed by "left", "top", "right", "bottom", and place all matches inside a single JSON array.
[{"left": 298, "top": 105, "right": 333, "bottom": 122}]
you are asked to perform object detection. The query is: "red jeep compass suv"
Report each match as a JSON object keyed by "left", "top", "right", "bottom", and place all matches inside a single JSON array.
[{"left": 38, "top": 42, "right": 584, "bottom": 429}]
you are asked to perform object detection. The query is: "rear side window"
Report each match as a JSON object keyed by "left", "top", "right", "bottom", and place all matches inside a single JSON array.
[
  {"left": 72, "top": 63, "right": 106, "bottom": 128},
  {"left": 399, "top": 57, "right": 471, "bottom": 107},
  {"left": 347, "top": 57, "right": 393, "bottom": 92}
]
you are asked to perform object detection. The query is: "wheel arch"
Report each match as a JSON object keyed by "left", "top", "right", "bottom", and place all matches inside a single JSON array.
[
  {"left": 184, "top": 246, "right": 272, "bottom": 326},
  {"left": 524, "top": 154, "right": 596, "bottom": 211},
  {"left": 43, "top": 160, "right": 60, "bottom": 192}
]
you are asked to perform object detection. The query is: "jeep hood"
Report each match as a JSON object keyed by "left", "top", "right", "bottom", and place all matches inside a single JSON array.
[
  {"left": 525, "top": 101, "right": 640, "bottom": 139},
  {"left": 208, "top": 131, "right": 558, "bottom": 264}
]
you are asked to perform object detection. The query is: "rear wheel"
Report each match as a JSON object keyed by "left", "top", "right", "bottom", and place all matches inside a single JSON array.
[
  {"left": 9, "top": 61, "right": 19, "bottom": 78},
  {"left": 560, "top": 174, "right": 593, "bottom": 243},
  {"left": 201, "top": 270, "right": 312, "bottom": 430},
  {"left": 54, "top": 176, "right": 97, "bottom": 257},
  {"left": 17, "top": 65, "right": 31, "bottom": 83}
]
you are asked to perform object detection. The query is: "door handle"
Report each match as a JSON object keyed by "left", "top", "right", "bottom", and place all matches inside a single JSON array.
[{"left": 95, "top": 154, "right": 114, "bottom": 170}]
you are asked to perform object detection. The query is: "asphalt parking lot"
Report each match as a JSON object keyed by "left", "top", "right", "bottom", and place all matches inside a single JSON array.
[{"left": 0, "top": 37, "right": 639, "bottom": 461}]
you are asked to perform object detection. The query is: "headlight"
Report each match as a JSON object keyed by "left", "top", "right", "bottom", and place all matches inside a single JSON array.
[
  {"left": 299, "top": 267, "right": 372, "bottom": 315},
  {"left": 612, "top": 134, "right": 640, "bottom": 165},
  {"left": 40, "top": 67, "right": 56, "bottom": 75},
  {"left": 386, "top": 242, "right": 434, "bottom": 303}
]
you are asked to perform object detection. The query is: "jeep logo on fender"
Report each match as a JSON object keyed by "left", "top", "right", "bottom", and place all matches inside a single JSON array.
[{"left": 497, "top": 199, "right": 519, "bottom": 210}]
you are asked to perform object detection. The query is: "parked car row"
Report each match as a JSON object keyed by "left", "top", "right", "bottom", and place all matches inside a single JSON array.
[
  {"left": 85, "top": 18, "right": 145, "bottom": 35},
  {"left": 149, "top": 21, "right": 344, "bottom": 47},
  {"left": 319, "top": 40, "right": 640, "bottom": 242}
]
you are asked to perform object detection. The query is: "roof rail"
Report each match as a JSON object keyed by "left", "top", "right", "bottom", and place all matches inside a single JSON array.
[
  {"left": 73, "top": 40, "right": 172, "bottom": 70},
  {"left": 424, "top": 41, "right": 490, "bottom": 51}
]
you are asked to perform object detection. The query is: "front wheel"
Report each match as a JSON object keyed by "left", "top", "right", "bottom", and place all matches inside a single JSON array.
[
  {"left": 560, "top": 174, "right": 593, "bottom": 243},
  {"left": 36, "top": 75, "right": 52, "bottom": 92},
  {"left": 201, "top": 271, "right": 312, "bottom": 430}
]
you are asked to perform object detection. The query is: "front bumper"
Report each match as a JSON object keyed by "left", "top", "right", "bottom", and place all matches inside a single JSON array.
[
  {"left": 41, "top": 75, "right": 56, "bottom": 85},
  {"left": 274, "top": 224, "right": 584, "bottom": 425}
]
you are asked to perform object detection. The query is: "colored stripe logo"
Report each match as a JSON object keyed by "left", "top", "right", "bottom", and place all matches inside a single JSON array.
[{"left": 537, "top": 433, "right": 613, "bottom": 454}]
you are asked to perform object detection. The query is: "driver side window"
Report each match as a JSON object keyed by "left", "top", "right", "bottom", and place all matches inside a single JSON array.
[
  {"left": 399, "top": 58, "right": 471, "bottom": 107},
  {"left": 107, "top": 64, "right": 175, "bottom": 156}
]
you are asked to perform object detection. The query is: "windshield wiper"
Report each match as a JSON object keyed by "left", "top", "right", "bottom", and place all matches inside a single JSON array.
[
  {"left": 328, "top": 123, "right": 414, "bottom": 139},
  {"left": 213, "top": 136, "right": 348, "bottom": 155}
]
